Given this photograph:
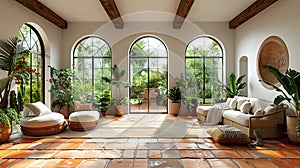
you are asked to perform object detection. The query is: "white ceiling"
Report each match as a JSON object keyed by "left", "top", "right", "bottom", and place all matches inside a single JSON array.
[{"left": 38, "top": 0, "right": 256, "bottom": 22}]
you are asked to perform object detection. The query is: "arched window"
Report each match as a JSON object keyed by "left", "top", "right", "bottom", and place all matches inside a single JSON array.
[
  {"left": 18, "top": 23, "right": 45, "bottom": 103},
  {"left": 73, "top": 36, "right": 112, "bottom": 103},
  {"left": 129, "top": 36, "right": 168, "bottom": 113},
  {"left": 185, "top": 36, "right": 224, "bottom": 104}
]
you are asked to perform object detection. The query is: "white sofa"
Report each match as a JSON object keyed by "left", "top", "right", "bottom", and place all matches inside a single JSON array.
[{"left": 197, "top": 96, "right": 287, "bottom": 139}]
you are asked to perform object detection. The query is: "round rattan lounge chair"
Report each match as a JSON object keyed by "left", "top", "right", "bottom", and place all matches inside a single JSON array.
[{"left": 20, "top": 102, "right": 67, "bottom": 136}]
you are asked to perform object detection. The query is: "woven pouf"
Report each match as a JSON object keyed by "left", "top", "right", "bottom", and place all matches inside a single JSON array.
[{"left": 69, "top": 111, "right": 100, "bottom": 131}]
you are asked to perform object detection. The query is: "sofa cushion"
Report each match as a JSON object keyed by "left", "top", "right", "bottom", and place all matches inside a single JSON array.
[
  {"left": 249, "top": 98, "right": 271, "bottom": 114},
  {"left": 240, "top": 101, "right": 252, "bottom": 114},
  {"left": 225, "top": 98, "right": 232, "bottom": 107},
  {"left": 222, "top": 110, "right": 252, "bottom": 127},
  {"left": 21, "top": 112, "right": 65, "bottom": 128},
  {"left": 264, "top": 104, "right": 277, "bottom": 114},
  {"left": 229, "top": 98, "right": 237, "bottom": 110},
  {"left": 254, "top": 108, "right": 264, "bottom": 116},
  {"left": 236, "top": 98, "right": 247, "bottom": 110}
]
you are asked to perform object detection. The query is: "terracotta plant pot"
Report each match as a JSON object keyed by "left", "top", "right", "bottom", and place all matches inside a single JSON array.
[
  {"left": 101, "top": 111, "right": 106, "bottom": 117},
  {"left": 0, "top": 120, "right": 12, "bottom": 143},
  {"left": 286, "top": 116, "right": 300, "bottom": 143},
  {"left": 116, "top": 105, "right": 123, "bottom": 116},
  {"left": 60, "top": 106, "right": 69, "bottom": 119},
  {"left": 170, "top": 103, "right": 181, "bottom": 116}
]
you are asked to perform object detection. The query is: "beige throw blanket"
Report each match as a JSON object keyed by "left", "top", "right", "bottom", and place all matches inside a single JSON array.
[{"left": 205, "top": 103, "right": 227, "bottom": 124}]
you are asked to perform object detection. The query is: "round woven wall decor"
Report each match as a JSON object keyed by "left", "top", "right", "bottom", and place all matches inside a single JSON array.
[{"left": 257, "top": 36, "right": 289, "bottom": 90}]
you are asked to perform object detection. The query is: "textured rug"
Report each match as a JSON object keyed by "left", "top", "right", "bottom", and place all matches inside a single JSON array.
[{"left": 24, "top": 114, "right": 213, "bottom": 139}]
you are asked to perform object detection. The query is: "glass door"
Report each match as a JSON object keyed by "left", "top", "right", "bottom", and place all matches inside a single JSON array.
[{"left": 129, "top": 36, "right": 168, "bottom": 114}]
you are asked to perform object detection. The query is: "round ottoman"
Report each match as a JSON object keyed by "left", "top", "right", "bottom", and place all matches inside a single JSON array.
[
  {"left": 69, "top": 111, "right": 100, "bottom": 131},
  {"left": 21, "top": 112, "right": 67, "bottom": 136}
]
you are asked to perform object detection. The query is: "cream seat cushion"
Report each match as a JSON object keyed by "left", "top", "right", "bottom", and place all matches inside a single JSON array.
[
  {"left": 69, "top": 111, "right": 100, "bottom": 122},
  {"left": 222, "top": 110, "right": 252, "bottom": 127},
  {"left": 21, "top": 112, "right": 65, "bottom": 128}
]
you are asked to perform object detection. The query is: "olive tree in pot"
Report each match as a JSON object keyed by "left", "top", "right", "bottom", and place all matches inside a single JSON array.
[
  {"left": 260, "top": 65, "right": 300, "bottom": 143},
  {"left": 166, "top": 86, "right": 181, "bottom": 116}
]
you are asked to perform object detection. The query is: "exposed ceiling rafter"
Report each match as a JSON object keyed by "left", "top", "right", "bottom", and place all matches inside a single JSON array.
[
  {"left": 99, "top": 0, "right": 123, "bottom": 29},
  {"left": 173, "top": 0, "right": 195, "bottom": 29},
  {"left": 229, "top": 0, "right": 278, "bottom": 29},
  {"left": 15, "top": 0, "right": 68, "bottom": 29}
]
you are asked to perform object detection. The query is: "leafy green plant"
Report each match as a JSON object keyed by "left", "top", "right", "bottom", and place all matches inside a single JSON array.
[
  {"left": 223, "top": 73, "right": 246, "bottom": 98},
  {"left": 48, "top": 66, "right": 75, "bottom": 110},
  {"left": 260, "top": 65, "right": 300, "bottom": 136},
  {"left": 102, "top": 64, "right": 129, "bottom": 105},
  {"left": 166, "top": 86, "right": 181, "bottom": 103},
  {"left": 0, "top": 37, "right": 33, "bottom": 128},
  {"left": 95, "top": 90, "right": 112, "bottom": 112}
]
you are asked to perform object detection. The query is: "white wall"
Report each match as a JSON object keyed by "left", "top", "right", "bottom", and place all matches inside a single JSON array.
[
  {"left": 0, "top": 0, "right": 64, "bottom": 106},
  {"left": 235, "top": 0, "right": 300, "bottom": 101}
]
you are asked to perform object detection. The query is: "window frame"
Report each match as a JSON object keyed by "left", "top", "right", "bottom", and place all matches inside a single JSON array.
[
  {"left": 185, "top": 35, "right": 224, "bottom": 104},
  {"left": 18, "top": 23, "right": 45, "bottom": 103},
  {"left": 72, "top": 35, "right": 112, "bottom": 99}
]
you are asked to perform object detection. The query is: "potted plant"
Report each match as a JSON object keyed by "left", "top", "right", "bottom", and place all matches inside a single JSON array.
[
  {"left": 95, "top": 90, "right": 112, "bottom": 117},
  {"left": 176, "top": 73, "right": 198, "bottom": 113},
  {"left": 223, "top": 73, "right": 247, "bottom": 98},
  {"left": 0, "top": 37, "right": 33, "bottom": 142},
  {"left": 48, "top": 66, "right": 75, "bottom": 118},
  {"left": 261, "top": 65, "right": 300, "bottom": 143},
  {"left": 166, "top": 86, "right": 182, "bottom": 115},
  {"left": 102, "top": 64, "right": 129, "bottom": 116}
]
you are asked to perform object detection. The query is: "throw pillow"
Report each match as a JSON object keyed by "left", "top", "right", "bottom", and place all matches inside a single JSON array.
[
  {"left": 237, "top": 99, "right": 247, "bottom": 110},
  {"left": 254, "top": 108, "right": 264, "bottom": 116},
  {"left": 207, "top": 126, "right": 250, "bottom": 145},
  {"left": 225, "top": 98, "right": 232, "bottom": 107},
  {"left": 229, "top": 98, "right": 237, "bottom": 110},
  {"left": 240, "top": 101, "right": 252, "bottom": 114},
  {"left": 24, "top": 101, "right": 52, "bottom": 116},
  {"left": 264, "top": 104, "right": 277, "bottom": 115},
  {"left": 75, "top": 103, "right": 93, "bottom": 111}
]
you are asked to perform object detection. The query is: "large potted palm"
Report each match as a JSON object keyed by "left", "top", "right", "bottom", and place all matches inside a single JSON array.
[
  {"left": 261, "top": 65, "right": 300, "bottom": 143},
  {"left": 0, "top": 37, "right": 31, "bottom": 142}
]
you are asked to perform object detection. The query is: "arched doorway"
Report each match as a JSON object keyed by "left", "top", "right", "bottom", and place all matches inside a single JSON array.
[{"left": 129, "top": 36, "right": 168, "bottom": 114}]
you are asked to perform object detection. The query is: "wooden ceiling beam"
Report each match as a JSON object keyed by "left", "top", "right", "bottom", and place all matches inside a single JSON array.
[
  {"left": 173, "top": 0, "right": 195, "bottom": 29},
  {"left": 15, "top": 0, "right": 67, "bottom": 29},
  {"left": 229, "top": 0, "right": 278, "bottom": 29},
  {"left": 99, "top": 0, "right": 123, "bottom": 29}
]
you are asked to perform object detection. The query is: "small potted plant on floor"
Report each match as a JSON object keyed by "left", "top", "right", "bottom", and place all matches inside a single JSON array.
[
  {"left": 95, "top": 90, "right": 112, "bottom": 117},
  {"left": 260, "top": 65, "right": 300, "bottom": 143},
  {"left": 166, "top": 86, "right": 181, "bottom": 115}
]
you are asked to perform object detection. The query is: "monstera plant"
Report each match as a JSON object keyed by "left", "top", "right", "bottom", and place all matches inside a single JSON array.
[{"left": 261, "top": 65, "right": 300, "bottom": 143}]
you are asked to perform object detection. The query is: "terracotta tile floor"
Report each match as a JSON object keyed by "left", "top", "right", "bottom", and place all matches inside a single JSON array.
[{"left": 1, "top": 116, "right": 300, "bottom": 167}]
